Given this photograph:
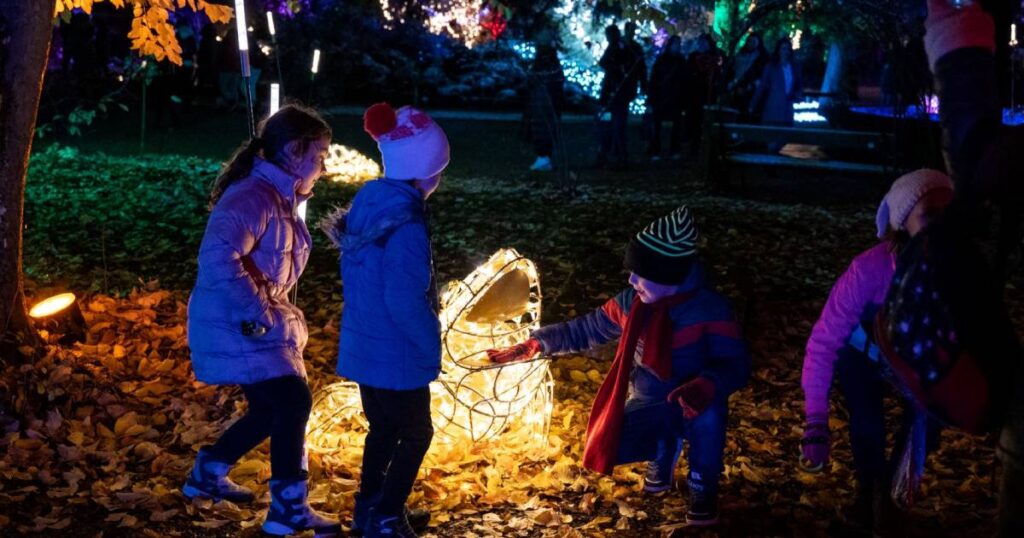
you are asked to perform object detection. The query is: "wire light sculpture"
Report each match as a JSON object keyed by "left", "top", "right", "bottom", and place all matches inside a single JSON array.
[
  {"left": 323, "top": 144, "right": 381, "bottom": 185},
  {"left": 307, "top": 248, "right": 553, "bottom": 453}
]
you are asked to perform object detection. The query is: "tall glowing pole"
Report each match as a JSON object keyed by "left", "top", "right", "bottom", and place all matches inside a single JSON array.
[
  {"left": 306, "top": 47, "right": 320, "bottom": 104},
  {"left": 1012, "top": 24, "right": 1019, "bottom": 112},
  {"left": 267, "top": 11, "right": 286, "bottom": 96},
  {"left": 235, "top": 0, "right": 256, "bottom": 138},
  {"left": 270, "top": 83, "right": 280, "bottom": 116}
]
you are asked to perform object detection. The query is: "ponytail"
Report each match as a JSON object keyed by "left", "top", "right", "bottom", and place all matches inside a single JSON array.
[
  {"left": 210, "top": 138, "right": 263, "bottom": 207},
  {"left": 209, "top": 103, "right": 332, "bottom": 208}
]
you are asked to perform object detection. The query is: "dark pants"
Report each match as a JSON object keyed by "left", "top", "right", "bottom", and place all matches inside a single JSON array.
[
  {"left": 835, "top": 347, "right": 941, "bottom": 490},
  {"left": 684, "top": 101, "right": 707, "bottom": 154},
  {"left": 598, "top": 101, "right": 630, "bottom": 165},
  {"left": 358, "top": 384, "right": 434, "bottom": 516},
  {"left": 647, "top": 108, "right": 684, "bottom": 156},
  {"left": 208, "top": 375, "right": 312, "bottom": 480},
  {"left": 615, "top": 398, "right": 727, "bottom": 491}
]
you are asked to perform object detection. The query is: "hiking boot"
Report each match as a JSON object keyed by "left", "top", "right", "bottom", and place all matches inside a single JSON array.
[
  {"left": 685, "top": 474, "right": 719, "bottom": 527},
  {"left": 643, "top": 460, "right": 674, "bottom": 493},
  {"left": 181, "top": 447, "right": 255, "bottom": 504},
  {"left": 351, "top": 491, "right": 430, "bottom": 536},
  {"left": 366, "top": 507, "right": 418, "bottom": 538},
  {"left": 262, "top": 476, "right": 341, "bottom": 537}
]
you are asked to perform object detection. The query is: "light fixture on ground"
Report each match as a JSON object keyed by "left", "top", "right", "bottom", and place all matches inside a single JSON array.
[{"left": 29, "top": 293, "right": 87, "bottom": 344}]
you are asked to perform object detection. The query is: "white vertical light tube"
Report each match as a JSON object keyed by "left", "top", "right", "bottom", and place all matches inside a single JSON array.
[
  {"left": 270, "top": 83, "right": 280, "bottom": 115},
  {"left": 234, "top": 0, "right": 249, "bottom": 52},
  {"left": 311, "top": 49, "right": 321, "bottom": 74},
  {"left": 1012, "top": 24, "right": 1018, "bottom": 45},
  {"left": 266, "top": 11, "right": 276, "bottom": 36}
]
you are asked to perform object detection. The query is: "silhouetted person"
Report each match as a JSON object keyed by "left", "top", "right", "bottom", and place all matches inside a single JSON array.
[
  {"left": 526, "top": 31, "right": 565, "bottom": 172},
  {"left": 684, "top": 34, "right": 721, "bottom": 155},
  {"left": 750, "top": 38, "right": 803, "bottom": 127},
  {"left": 647, "top": 35, "right": 686, "bottom": 159},
  {"left": 597, "top": 24, "right": 639, "bottom": 168}
]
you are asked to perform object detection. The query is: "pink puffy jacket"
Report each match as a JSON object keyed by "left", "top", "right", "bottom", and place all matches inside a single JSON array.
[
  {"left": 187, "top": 159, "right": 312, "bottom": 385},
  {"left": 802, "top": 242, "right": 897, "bottom": 422}
]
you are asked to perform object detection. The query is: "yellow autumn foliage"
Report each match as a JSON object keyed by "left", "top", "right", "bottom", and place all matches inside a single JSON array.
[{"left": 54, "top": 0, "right": 233, "bottom": 65}]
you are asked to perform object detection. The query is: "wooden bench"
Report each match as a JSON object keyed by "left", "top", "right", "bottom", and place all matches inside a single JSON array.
[{"left": 703, "top": 121, "right": 896, "bottom": 188}]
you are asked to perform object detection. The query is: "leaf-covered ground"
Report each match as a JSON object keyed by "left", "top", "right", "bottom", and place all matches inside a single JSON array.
[{"left": 2, "top": 111, "right": 1012, "bottom": 536}]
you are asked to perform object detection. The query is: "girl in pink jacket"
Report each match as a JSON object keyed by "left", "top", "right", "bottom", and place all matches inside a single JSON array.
[
  {"left": 185, "top": 105, "right": 339, "bottom": 537},
  {"left": 800, "top": 169, "right": 952, "bottom": 530}
]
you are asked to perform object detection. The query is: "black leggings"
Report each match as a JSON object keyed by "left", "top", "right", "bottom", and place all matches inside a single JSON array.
[
  {"left": 208, "top": 375, "right": 312, "bottom": 481},
  {"left": 358, "top": 384, "right": 434, "bottom": 516}
]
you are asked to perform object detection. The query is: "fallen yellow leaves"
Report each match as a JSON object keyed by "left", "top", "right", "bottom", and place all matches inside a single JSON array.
[{"left": 0, "top": 280, "right": 1005, "bottom": 536}]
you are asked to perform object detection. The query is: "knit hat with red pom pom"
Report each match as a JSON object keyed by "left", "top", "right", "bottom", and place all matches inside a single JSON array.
[{"left": 363, "top": 102, "right": 450, "bottom": 181}]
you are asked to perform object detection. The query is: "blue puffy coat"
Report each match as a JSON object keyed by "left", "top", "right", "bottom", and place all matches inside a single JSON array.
[
  {"left": 322, "top": 178, "right": 441, "bottom": 390},
  {"left": 188, "top": 159, "right": 311, "bottom": 385}
]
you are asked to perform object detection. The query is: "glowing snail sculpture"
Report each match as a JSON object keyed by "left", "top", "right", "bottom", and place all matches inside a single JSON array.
[{"left": 307, "top": 249, "right": 553, "bottom": 452}]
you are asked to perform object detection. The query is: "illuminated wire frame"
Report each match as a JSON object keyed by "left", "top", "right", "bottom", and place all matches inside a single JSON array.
[
  {"left": 306, "top": 249, "right": 554, "bottom": 453},
  {"left": 306, "top": 381, "right": 368, "bottom": 453},
  {"left": 433, "top": 248, "right": 552, "bottom": 443},
  {"left": 323, "top": 144, "right": 381, "bottom": 185}
]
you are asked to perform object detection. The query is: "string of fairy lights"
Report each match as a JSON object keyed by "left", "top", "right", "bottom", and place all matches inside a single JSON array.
[{"left": 307, "top": 249, "right": 554, "bottom": 451}]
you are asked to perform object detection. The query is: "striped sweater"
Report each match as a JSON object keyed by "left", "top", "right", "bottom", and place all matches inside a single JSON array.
[{"left": 533, "top": 275, "right": 750, "bottom": 401}]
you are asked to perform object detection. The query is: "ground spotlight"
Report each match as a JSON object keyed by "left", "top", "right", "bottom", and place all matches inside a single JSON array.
[{"left": 29, "top": 293, "right": 87, "bottom": 345}]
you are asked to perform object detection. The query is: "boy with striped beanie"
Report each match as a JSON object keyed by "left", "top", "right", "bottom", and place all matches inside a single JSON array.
[{"left": 489, "top": 206, "right": 750, "bottom": 526}]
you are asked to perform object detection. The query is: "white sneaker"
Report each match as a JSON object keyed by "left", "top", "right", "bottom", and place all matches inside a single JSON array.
[{"left": 529, "top": 156, "right": 553, "bottom": 172}]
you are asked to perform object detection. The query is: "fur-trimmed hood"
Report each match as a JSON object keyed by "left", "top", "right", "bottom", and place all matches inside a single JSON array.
[{"left": 319, "top": 179, "right": 425, "bottom": 264}]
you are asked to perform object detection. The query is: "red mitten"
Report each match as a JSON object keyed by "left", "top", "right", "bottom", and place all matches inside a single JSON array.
[
  {"left": 487, "top": 338, "right": 542, "bottom": 364},
  {"left": 667, "top": 377, "right": 717, "bottom": 420}
]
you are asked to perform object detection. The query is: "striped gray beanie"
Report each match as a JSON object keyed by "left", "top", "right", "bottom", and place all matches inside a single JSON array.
[{"left": 624, "top": 205, "right": 699, "bottom": 285}]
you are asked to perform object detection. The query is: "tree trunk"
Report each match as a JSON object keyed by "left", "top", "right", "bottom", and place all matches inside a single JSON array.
[{"left": 0, "top": 0, "right": 55, "bottom": 357}]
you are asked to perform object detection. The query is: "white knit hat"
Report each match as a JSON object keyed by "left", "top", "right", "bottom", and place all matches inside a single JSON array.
[
  {"left": 875, "top": 168, "right": 954, "bottom": 238},
  {"left": 363, "top": 103, "right": 450, "bottom": 181}
]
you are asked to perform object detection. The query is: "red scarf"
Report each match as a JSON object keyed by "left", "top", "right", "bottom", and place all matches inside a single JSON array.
[{"left": 582, "top": 290, "right": 696, "bottom": 474}]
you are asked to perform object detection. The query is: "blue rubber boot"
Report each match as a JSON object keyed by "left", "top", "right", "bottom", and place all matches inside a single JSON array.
[
  {"left": 263, "top": 477, "right": 341, "bottom": 537},
  {"left": 181, "top": 447, "right": 255, "bottom": 504}
]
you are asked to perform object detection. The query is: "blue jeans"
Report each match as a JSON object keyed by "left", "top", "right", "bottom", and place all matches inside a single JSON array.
[
  {"left": 615, "top": 398, "right": 727, "bottom": 491},
  {"left": 835, "top": 346, "right": 941, "bottom": 490}
]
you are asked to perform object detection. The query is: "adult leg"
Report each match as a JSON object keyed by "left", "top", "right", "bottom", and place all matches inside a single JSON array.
[
  {"left": 610, "top": 102, "right": 630, "bottom": 165},
  {"left": 669, "top": 112, "right": 685, "bottom": 156},
  {"left": 647, "top": 110, "right": 663, "bottom": 157}
]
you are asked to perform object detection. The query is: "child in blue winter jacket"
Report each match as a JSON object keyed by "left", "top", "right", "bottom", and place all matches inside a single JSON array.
[
  {"left": 185, "top": 105, "right": 339, "bottom": 537},
  {"left": 321, "top": 103, "right": 448, "bottom": 538},
  {"left": 488, "top": 206, "right": 750, "bottom": 527}
]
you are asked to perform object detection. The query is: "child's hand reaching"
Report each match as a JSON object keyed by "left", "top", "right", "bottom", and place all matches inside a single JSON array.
[
  {"left": 487, "top": 338, "right": 542, "bottom": 364},
  {"left": 667, "top": 377, "right": 716, "bottom": 420}
]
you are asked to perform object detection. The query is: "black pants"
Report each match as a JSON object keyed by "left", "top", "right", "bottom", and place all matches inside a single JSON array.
[
  {"left": 835, "top": 347, "right": 941, "bottom": 490},
  {"left": 208, "top": 375, "right": 312, "bottom": 481},
  {"left": 358, "top": 384, "right": 434, "bottom": 516},
  {"left": 647, "top": 108, "right": 684, "bottom": 156},
  {"left": 598, "top": 101, "right": 630, "bottom": 165}
]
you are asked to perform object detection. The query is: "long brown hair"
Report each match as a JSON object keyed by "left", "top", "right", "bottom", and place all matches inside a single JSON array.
[{"left": 210, "top": 104, "right": 332, "bottom": 207}]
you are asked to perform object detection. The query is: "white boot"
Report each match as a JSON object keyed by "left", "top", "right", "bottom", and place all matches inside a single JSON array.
[{"left": 529, "top": 156, "right": 553, "bottom": 171}]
